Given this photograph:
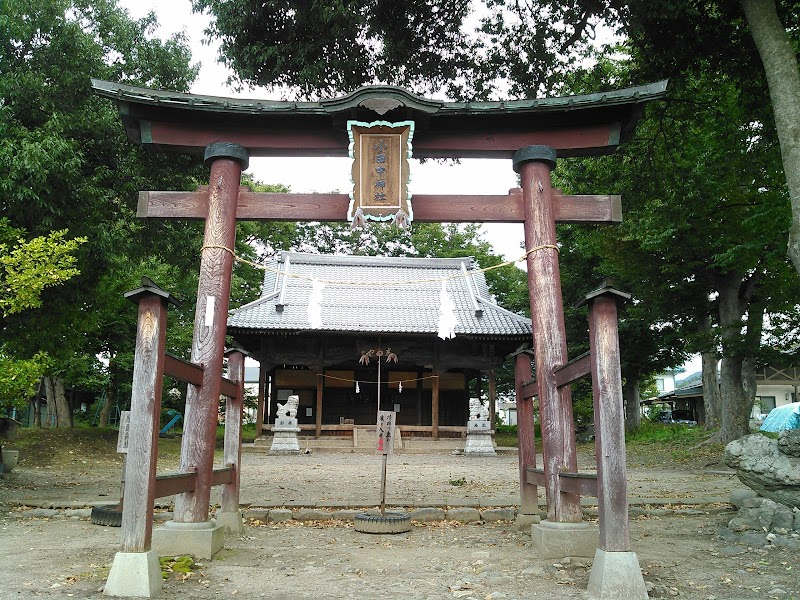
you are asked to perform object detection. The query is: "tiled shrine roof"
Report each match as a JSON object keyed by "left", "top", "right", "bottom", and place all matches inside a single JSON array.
[{"left": 228, "top": 252, "right": 532, "bottom": 338}]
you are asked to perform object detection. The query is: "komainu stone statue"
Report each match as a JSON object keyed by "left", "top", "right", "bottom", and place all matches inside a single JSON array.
[
  {"left": 469, "top": 398, "right": 489, "bottom": 422},
  {"left": 276, "top": 395, "right": 299, "bottom": 419}
]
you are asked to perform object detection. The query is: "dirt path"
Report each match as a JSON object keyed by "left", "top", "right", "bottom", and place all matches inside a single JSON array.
[
  {"left": 1, "top": 509, "right": 797, "bottom": 599},
  {"left": 1, "top": 447, "right": 797, "bottom": 599}
]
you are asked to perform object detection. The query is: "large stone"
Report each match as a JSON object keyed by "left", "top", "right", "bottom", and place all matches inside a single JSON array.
[
  {"left": 446, "top": 507, "right": 482, "bottom": 523},
  {"left": 409, "top": 507, "right": 446, "bottom": 522},
  {"left": 728, "top": 498, "right": 797, "bottom": 534},
  {"left": 152, "top": 519, "right": 225, "bottom": 559},
  {"left": 481, "top": 507, "right": 516, "bottom": 522},
  {"left": 730, "top": 488, "right": 758, "bottom": 509},
  {"left": 532, "top": 520, "right": 598, "bottom": 559},
  {"left": 724, "top": 434, "right": 800, "bottom": 509},
  {"left": 778, "top": 429, "right": 800, "bottom": 457}
]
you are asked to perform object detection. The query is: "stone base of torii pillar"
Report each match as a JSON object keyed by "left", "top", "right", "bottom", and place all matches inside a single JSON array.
[
  {"left": 103, "top": 550, "right": 162, "bottom": 597},
  {"left": 586, "top": 548, "right": 648, "bottom": 600},
  {"left": 152, "top": 519, "right": 225, "bottom": 560}
]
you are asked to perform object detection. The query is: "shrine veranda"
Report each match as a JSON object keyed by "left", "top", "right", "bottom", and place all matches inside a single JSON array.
[{"left": 93, "top": 79, "right": 667, "bottom": 598}]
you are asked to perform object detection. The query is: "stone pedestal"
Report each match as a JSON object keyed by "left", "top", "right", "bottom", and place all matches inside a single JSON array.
[
  {"left": 515, "top": 512, "right": 541, "bottom": 530},
  {"left": 152, "top": 519, "right": 225, "bottom": 559},
  {"left": 270, "top": 418, "right": 301, "bottom": 454},
  {"left": 215, "top": 510, "right": 244, "bottom": 535},
  {"left": 532, "top": 519, "right": 598, "bottom": 558},
  {"left": 104, "top": 550, "right": 162, "bottom": 597},
  {"left": 464, "top": 419, "right": 496, "bottom": 455},
  {"left": 586, "top": 548, "right": 648, "bottom": 599}
]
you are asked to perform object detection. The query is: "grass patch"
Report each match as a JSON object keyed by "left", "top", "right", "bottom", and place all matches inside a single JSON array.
[
  {"left": 494, "top": 424, "right": 519, "bottom": 447},
  {"left": 449, "top": 477, "right": 467, "bottom": 486},
  {"left": 625, "top": 422, "right": 724, "bottom": 467},
  {"left": 159, "top": 555, "right": 197, "bottom": 580}
]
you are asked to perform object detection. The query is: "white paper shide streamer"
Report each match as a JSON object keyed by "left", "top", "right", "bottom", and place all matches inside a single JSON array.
[
  {"left": 437, "top": 280, "right": 458, "bottom": 340},
  {"left": 307, "top": 278, "right": 325, "bottom": 329}
]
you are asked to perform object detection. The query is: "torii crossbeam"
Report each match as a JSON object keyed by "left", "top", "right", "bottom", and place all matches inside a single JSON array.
[{"left": 94, "top": 79, "right": 667, "bottom": 600}]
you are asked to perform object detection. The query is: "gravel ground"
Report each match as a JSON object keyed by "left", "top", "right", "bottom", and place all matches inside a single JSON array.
[{"left": 3, "top": 447, "right": 798, "bottom": 599}]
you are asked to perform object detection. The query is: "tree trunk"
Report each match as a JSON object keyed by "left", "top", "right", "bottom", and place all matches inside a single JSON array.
[
  {"left": 701, "top": 352, "right": 721, "bottom": 428},
  {"left": 719, "top": 354, "right": 751, "bottom": 442},
  {"left": 716, "top": 271, "right": 759, "bottom": 442},
  {"left": 32, "top": 398, "right": 42, "bottom": 428},
  {"left": 623, "top": 376, "right": 641, "bottom": 432},
  {"left": 53, "top": 376, "right": 73, "bottom": 428},
  {"left": 740, "top": 0, "right": 800, "bottom": 275},
  {"left": 32, "top": 378, "right": 43, "bottom": 428},
  {"left": 99, "top": 387, "right": 114, "bottom": 427},
  {"left": 43, "top": 376, "right": 55, "bottom": 428}
]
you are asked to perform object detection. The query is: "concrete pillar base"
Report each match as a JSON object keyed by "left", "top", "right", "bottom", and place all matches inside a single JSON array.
[
  {"left": 153, "top": 519, "right": 225, "bottom": 559},
  {"left": 587, "top": 548, "right": 648, "bottom": 599},
  {"left": 104, "top": 550, "right": 162, "bottom": 597},
  {"left": 532, "top": 519, "right": 598, "bottom": 558},
  {"left": 215, "top": 510, "right": 244, "bottom": 535},
  {"left": 515, "top": 513, "right": 541, "bottom": 530}
]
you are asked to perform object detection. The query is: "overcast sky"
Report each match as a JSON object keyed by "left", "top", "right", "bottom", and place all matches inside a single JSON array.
[{"left": 118, "top": 0, "right": 526, "bottom": 263}]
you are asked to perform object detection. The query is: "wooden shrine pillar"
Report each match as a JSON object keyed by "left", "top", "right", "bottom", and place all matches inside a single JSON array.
[
  {"left": 105, "top": 279, "right": 179, "bottom": 598},
  {"left": 586, "top": 291, "right": 631, "bottom": 552},
  {"left": 119, "top": 284, "right": 174, "bottom": 552},
  {"left": 488, "top": 368, "right": 497, "bottom": 426},
  {"left": 218, "top": 349, "right": 246, "bottom": 534},
  {"left": 255, "top": 363, "right": 266, "bottom": 437},
  {"left": 316, "top": 370, "right": 324, "bottom": 438},
  {"left": 513, "top": 350, "right": 538, "bottom": 518},
  {"left": 514, "top": 145, "right": 581, "bottom": 524},
  {"left": 432, "top": 346, "right": 440, "bottom": 439},
  {"left": 174, "top": 143, "right": 249, "bottom": 525}
]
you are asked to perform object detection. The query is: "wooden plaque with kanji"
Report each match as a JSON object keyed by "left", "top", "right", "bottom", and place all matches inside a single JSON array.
[{"left": 347, "top": 120, "right": 414, "bottom": 225}]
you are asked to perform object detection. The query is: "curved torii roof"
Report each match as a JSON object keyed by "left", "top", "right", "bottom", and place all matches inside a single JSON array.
[{"left": 92, "top": 79, "right": 668, "bottom": 160}]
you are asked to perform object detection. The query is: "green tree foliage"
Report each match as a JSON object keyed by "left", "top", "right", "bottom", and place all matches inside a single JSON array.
[
  {"left": 556, "top": 61, "right": 797, "bottom": 441},
  {"left": 0, "top": 220, "right": 85, "bottom": 317},
  {"left": 0, "top": 0, "right": 211, "bottom": 425},
  {"left": 0, "top": 219, "right": 84, "bottom": 414},
  {"left": 191, "top": 0, "right": 479, "bottom": 98},
  {"left": 0, "top": 351, "right": 51, "bottom": 413}
]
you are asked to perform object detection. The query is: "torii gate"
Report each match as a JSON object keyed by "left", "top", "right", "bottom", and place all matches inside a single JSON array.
[{"left": 94, "top": 79, "right": 667, "bottom": 599}]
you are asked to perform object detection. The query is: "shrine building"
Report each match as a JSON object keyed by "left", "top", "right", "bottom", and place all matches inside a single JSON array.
[{"left": 227, "top": 251, "right": 532, "bottom": 444}]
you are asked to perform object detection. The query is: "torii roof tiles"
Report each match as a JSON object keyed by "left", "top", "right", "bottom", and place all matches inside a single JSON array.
[{"left": 227, "top": 252, "right": 532, "bottom": 338}]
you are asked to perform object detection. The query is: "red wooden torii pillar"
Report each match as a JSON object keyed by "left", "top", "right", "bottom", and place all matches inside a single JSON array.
[{"left": 94, "top": 79, "right": 665, "bottom": 599}]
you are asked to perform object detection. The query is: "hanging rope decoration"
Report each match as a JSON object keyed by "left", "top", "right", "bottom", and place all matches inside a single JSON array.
[
  {"left": 325, "top": 373, "right": 440, "bottom": 385},
  {"left": 199, "top": 243, "right": 559, "bottom": 287}
]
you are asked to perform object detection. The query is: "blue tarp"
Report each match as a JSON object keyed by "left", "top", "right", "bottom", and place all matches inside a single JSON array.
[{"left": 760, "top": 402, "right": 800, "bottom": 432}]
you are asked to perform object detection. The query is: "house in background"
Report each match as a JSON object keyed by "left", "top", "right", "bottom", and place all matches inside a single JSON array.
[
  {"left": 643, "top": 362, "right": 800, "bottom": 425},
  {"left": 753, "top": 365, "right": 800, "bottom": 418},
  {"left": 496, "top": 398, "right": 517, "bottom": 425}
]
